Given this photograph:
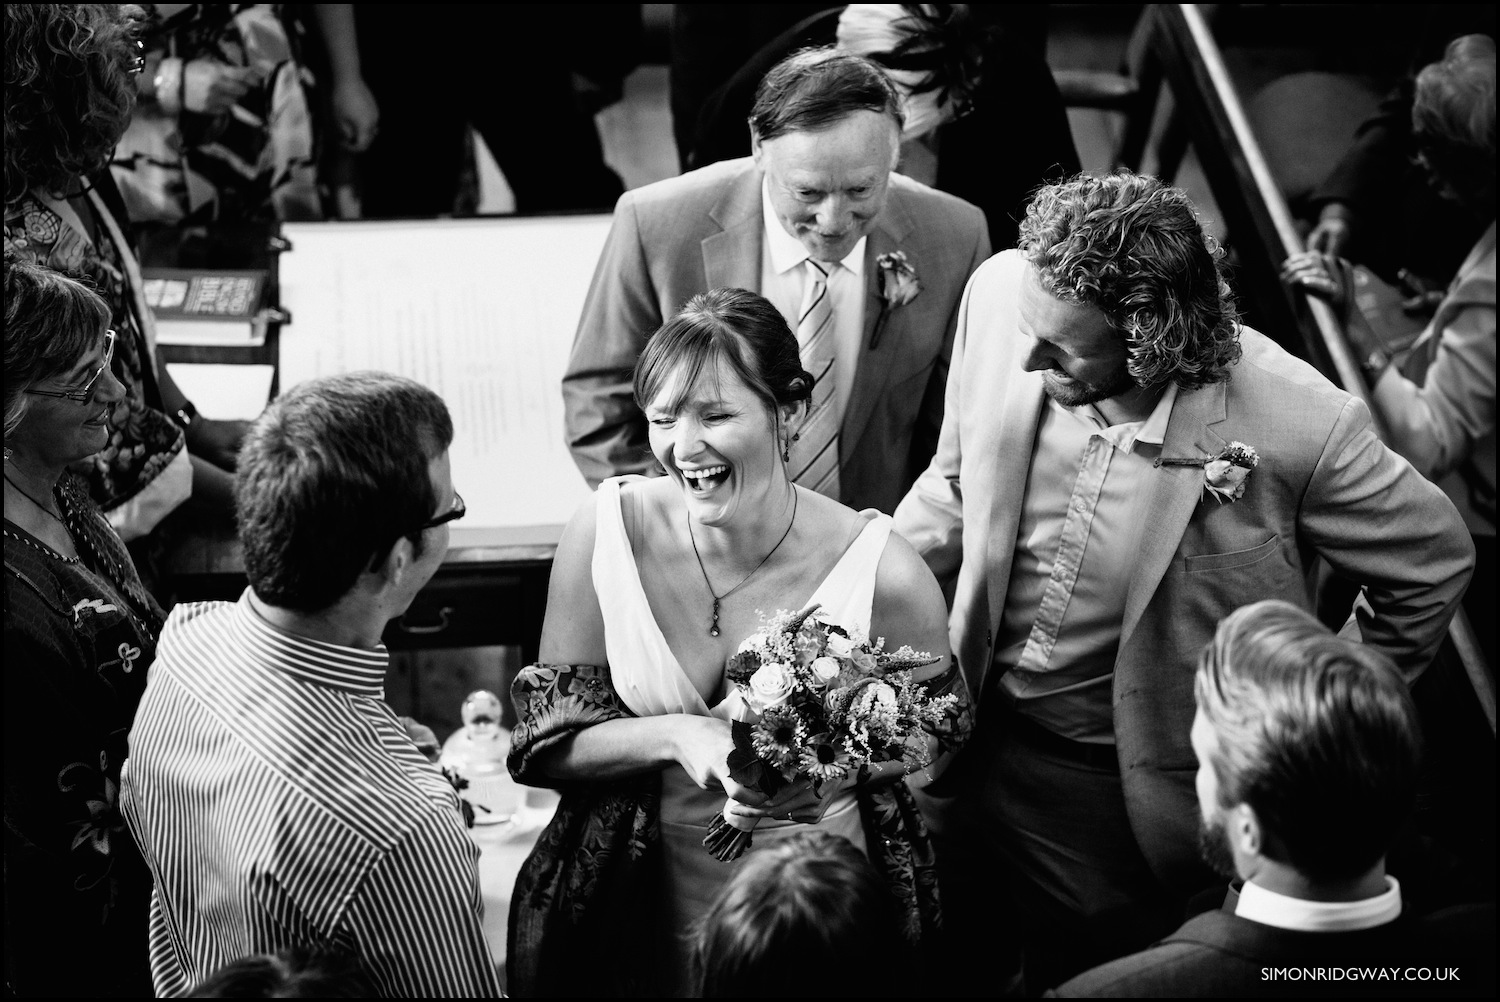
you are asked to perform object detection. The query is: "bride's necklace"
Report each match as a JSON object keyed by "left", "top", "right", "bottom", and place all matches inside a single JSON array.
[{"left": 687, "top": 487, "right": 798, "bottom": 637}]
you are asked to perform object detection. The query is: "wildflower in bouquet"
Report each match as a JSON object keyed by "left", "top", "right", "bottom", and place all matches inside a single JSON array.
[{"left": 702, "top": 603, "right": 957, "bottom": 861}]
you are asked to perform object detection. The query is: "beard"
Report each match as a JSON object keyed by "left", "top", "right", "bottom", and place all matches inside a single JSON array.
[
  {"left": 1039, "top": 363, "right": 1137, "bottom": 407},
  {"left": 1197, "top": 815, "right": 1238, "bottom": 881}
]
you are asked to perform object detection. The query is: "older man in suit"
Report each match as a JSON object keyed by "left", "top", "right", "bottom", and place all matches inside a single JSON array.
[
  {"left": 563, "top": 47, "right": 990, "bottom": 515},
  {"left": 1055, "top": 601, "right": 1494, "bottom": 997},
  {"left": 893, "top": 173, "right": 1474, "bottom": 992}
]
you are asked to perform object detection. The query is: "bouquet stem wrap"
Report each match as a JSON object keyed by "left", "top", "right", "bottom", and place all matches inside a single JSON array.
[{"left": 700, "top": 604, "right": 953, "bottom": 863}]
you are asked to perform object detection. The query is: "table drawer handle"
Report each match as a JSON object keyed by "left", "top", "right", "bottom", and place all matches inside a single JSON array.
[{"left": 398, "top": 606, "right": 453, "bottom": 635}]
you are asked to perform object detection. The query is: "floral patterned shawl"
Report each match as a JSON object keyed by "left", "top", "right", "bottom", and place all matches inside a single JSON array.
[{"left": 505, "top": 658, "right": 971, "bottom": 997}]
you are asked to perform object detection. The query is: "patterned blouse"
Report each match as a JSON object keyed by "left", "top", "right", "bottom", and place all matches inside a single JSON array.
[
  {"left": 4, "top": 187, "right": 186, "bottom": 512},
  {"left": 110, "top": 3, "right": 321, "bottom": 225},
  {"left": 3, "top": 473, "right": 166, "bottom": 996}
]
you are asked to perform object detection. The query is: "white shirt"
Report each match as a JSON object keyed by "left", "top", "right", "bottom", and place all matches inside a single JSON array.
[
  {"left": 996, "top": 383, "right": 1180, "bottom": 743},
  {"left": 1237, "top": 876, "right": 1403, "bottom": 933},
  {"left": 760, "top": 178, "right": 867, "bottom": 422}
]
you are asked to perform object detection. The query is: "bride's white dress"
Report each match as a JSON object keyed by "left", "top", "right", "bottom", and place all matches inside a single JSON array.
[{"left": 592, "top": 476, "right": 892, "bottom": 975}]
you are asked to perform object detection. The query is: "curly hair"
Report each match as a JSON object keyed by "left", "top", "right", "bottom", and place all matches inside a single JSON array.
[
  {"left": 4, "top": 4, "right": 143, "bottom": 207},
  {"left": 1018, "top": 172, "right": 1242, "bottom": 390}
]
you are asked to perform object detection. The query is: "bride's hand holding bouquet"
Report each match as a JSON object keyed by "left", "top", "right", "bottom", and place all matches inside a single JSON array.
[{"left": 703, "top": 603, "right": 957, "bottom": 861}]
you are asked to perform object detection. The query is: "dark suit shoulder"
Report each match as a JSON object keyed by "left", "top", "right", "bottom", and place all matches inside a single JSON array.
[
  {"left": 1052, "top": 911, "right": 1269, "bottom": 997},
  {"left": 1057, "top": 907, "right": 1496, "bottom": 998}
]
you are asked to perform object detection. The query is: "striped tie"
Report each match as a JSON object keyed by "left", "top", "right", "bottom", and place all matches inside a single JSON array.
[{"left": 789, "top": 259, "right": 841, "bottom": 500}]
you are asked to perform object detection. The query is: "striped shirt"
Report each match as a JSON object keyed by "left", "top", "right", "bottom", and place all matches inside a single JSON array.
[{"left": 120, "top": 591, "right": 502, "bottom": 998}]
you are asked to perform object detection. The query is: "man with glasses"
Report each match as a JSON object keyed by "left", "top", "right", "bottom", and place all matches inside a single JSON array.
[{"left": 121, "top": 372, "right": 502, "bottom": 997}]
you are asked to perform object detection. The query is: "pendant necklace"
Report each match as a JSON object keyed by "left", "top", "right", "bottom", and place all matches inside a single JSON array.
[
  {"left": 688, "top": 486, "right": 798, "bottom": 637},
  {"left": 4, "top": 470, "right": 70, "bottom": 532}
]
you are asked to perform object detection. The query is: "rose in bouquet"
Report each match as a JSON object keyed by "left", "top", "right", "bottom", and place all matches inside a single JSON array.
[{"left": 702, "top": 603, "right": 956, "bottom": 861}]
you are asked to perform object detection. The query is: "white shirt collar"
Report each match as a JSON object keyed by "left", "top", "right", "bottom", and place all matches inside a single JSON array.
[
  {"left": 761, "top": 177, "right": 867, "bottom": 277},
  {"left": 1236, "top": 876, "right": 1403, "bottom": 933},
  {"left": 1064, "top": 382, "right": 1179, "bottom": 454}
]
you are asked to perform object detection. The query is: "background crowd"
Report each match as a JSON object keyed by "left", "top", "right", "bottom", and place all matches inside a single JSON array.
[{"left": 4, "top": 4, "right": 1495, "bottom": 999}]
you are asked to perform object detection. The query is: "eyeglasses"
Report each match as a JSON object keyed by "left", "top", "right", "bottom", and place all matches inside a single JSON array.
[
  {"left": 27, "top": 330, "right": 118, "bottom": 404},
  {"left": 419, "top": 490, "right": 466, "bottom": 531}
]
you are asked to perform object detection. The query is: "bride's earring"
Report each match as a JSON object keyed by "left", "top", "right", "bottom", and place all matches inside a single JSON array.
[{"left": 781, "top": 439, "right": 790, "bottom": 463}]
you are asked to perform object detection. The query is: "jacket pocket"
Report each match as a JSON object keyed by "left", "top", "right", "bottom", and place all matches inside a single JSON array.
[{"left": 1183, "top": 534, "right": 1281, "bottom": 573}]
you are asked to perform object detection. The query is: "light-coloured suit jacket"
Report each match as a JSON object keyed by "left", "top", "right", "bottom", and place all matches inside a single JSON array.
[
  {"left": 563, "top": 157, "right": 991, "bottom": 515},
  {"left": 894, "top": 251, "right": 1475, "bottom": 888}
]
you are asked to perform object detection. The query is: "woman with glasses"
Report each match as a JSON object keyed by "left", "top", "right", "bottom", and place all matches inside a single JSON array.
[
  {"left": 1283, "top": 33, "right": 1495, "bottom": 661},
  {"left": 4, "top": 3, "right": 246, "bottom": 550},
  {"left": 3, "top": 258, "right": 163, "bottom": 997}
]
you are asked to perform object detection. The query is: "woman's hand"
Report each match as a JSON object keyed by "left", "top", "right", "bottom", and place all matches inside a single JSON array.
[
  {"left": 672, "top": 715, "right": 768, "bottom": 807},
  {"left": 186, "top": 417, "right": 250, "bottom": 472},
  {"left": 1281, "top": 250, "right": 1357, "bottom": 318},
  {"left": 183, "top": 59, "right": 259, "bottom": 115},
  {"left": 1307, "top": 202, "right": 1356, "bottom": 258},
  {"left": 1281, "top": 251, "right": 1389, "bottom": 366},
  {"left": 725, "top": 773, "right": 856, "bottom": 825},
  {"left": 332, "top": 78, "right": 380, "bottom": 152}
]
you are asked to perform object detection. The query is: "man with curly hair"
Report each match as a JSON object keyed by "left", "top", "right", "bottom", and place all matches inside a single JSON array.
[{"left": 894, "top": 172, "right": 1473, "bottom": 991}]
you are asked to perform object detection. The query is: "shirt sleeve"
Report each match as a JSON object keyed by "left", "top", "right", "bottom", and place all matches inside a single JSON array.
[
  {"left": 341, "top": 818, "right": 503, "bottom": 997},
  {"left": 1373, "top": 299, "right": 1496, "bottom": 481}
]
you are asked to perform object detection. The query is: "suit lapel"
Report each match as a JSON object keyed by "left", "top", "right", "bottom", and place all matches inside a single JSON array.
[
  {"left": 984, "top": 368, "right": 1047, "bottom": 639},
  {"left": 702, "top": 167, "right": 764, "bottom": 293},
  {"left": 1120, "top": 380, "right": 1229, "bottom": 648},
  {"left": 843, "top": 197, "right": 916, "bottom": 454}
]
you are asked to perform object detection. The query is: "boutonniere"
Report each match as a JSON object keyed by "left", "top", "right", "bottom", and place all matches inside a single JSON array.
[
  {"left": 1157, "top": 441, "right": 1259, "bottom": 503},
  {"left": 869, "top": 250, "right": 922, "bottom": 350}
]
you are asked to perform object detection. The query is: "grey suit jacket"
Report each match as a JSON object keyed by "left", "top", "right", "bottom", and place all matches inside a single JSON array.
[
  {"left": 562, "top": 157, "right": 991, "bottom": 515},
  {"left": 895, "top": 251, "right": 1475, "bottom": 888}
]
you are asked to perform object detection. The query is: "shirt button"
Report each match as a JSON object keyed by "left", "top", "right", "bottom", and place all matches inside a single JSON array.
[{"left": 1073, "top": 497, "right": 1088, "bottom": 513}]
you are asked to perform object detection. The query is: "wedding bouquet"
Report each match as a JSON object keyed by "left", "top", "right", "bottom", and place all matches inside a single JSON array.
[{"left": 702, "top": 603, "right": 956, "bottom": 861}]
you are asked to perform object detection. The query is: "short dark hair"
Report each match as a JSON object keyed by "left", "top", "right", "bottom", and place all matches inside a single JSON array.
[
  {"left": 1019, "top": 172, "right": 1242, "bottom": 390},
  {"left": 634, "top": 287, "right": 813, "bottom": 420},
  {"left": 749, "top": 47, "right": 905, "bottom": 143},
  {"left": 187, "top": 948, "right": 375, "bottom": 998},
  {"left": 691, "top": 831, "right": 914, "bottom": 997},
  {"left": 4, "top": 3, "right": 143, "bottom": 207},
  {"left": 236, "top": 372, "right": 454, "bottom": 613},
  {"left": 4, "top": 255, "right": 112, "bottom": 439},
  {"left": 1195, "top": 600, "right": 1423, "bottom": 882}
]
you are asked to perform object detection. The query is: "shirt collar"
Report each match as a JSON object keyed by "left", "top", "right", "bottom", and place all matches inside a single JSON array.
[
  {"left": 761, "top": 177, "right": 867, "bottom": 277},
  {"left": 235, "top": 590, "right": 389, "bottom": 698},
  {"left": 1061, "top": 382, "right": 1179, "bottom": 454},
  {"left": 1236, "top": 876, "right": 1403, "bottom": 933}
]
